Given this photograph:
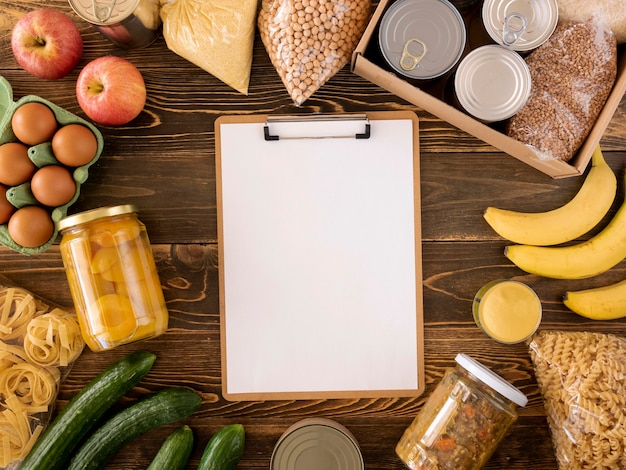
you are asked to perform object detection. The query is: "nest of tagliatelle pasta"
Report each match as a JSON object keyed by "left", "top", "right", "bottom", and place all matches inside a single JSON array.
[
  {"left": 0, "top": 274, "right": 84, "bottom": 469},
  {"left": 529, "top": 330, "right": 626, "bottom": 469}
]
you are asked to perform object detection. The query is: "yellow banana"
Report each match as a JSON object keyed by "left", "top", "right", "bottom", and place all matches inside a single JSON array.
[
  {"left": 505, "top": 172, "right": 626, "bottom": 279},
  {"left": 564, "top": 279, "right": 626, "bottom": 320},
  {"left": 484, "top": 146, "right": 616, "bottom": 246}
]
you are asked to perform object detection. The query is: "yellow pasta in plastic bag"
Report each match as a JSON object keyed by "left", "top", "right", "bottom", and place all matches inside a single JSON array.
[{"left": 160, "top": 0, "right": 258, "bottom": 94}]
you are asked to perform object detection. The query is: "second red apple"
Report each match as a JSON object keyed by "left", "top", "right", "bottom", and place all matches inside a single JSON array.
[{"left": 76, "top": 56, "right": 146, "bottom": 126}]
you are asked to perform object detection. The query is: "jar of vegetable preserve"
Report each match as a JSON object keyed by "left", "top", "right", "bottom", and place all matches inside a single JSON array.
[
  {"left": 396, "top": 353, "right": 527, "bottom": 470},
  {"left": 57, "top": 205, "right": 168, "bottom": 352}
]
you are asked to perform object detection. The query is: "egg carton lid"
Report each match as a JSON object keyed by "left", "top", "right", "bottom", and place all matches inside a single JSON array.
[{"left": 0, "top": 76, "right": 104, "bottom": 255}]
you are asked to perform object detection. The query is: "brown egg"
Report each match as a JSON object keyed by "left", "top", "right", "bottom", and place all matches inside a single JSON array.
[
  {"left": 52, "top": 124, "right": 99, "bottom": 167},
  {"left": 11, "top": 102, "right": 58, "bottom": 146},
  {"left": 31, "top": 165, "right": 76, "bottom": 207},
  {"left": 0, "top": 185, "right": 15, "bottom": 224},
  {"left": 8, "top": 206, "right": 54, "bottom": 248},
  {"left": 0, "top": 142, "right": 36, "bottom": 186}
]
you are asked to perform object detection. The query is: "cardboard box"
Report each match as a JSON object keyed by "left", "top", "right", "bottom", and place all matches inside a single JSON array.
[{"left": 351, "top": 0, "right": 626, "bottom": 179}]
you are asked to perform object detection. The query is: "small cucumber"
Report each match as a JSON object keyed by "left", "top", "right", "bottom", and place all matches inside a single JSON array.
[
  {"left": 147, "top": 425, "right": 194, "bottom": 470},
  {"left": 68, "top": 387, "right": 202, "bottom": 470},
  {"left": 197, "top": 424, "right": 245, "bottom": 470},
  {"left": 20, "top": 350, "right": 157, "bottom": 470}
]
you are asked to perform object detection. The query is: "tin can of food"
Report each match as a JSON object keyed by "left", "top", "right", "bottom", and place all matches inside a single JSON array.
[
  {"left": 472, "top": 279, "right": 542, "bottom": 344},
  {"left": 454, "top": 45, "right": 531, "bottom": 122},
  {"left": 68, "top": 0, "right": 161, "bottom": 49},
  {"left": 57, "top": 205, "right": 169, "bottom": 352},
  {"left": 396, "top": 354, "right": 528, "bottom": 470},
  {"left": 378, "top": 0, "right": 466, "bottom": 80},
  {"left": 482, "top": 0, "right": 558, "bottom": 52},
  {"left": 271, "top": 418, "right": 364, "bottom": 470}
]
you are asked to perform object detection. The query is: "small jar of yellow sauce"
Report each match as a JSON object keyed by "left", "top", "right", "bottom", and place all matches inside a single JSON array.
[
  {"left": 57, "top": 205, "right": 168, "bottom": 352},
  {"left": 472, "top": 280, "right": 542, "bottom": 344},
  {"left": 396, "top": 354, "right": 527, "bottom": 470}
]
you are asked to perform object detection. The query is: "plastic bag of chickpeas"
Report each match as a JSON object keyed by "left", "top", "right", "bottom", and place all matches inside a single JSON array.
[
  {"left": 160, "top": 0, "right": 258, "bottom": 95},
  {"left": 259, "top": 0, "right": 371, "bottom": 106}
]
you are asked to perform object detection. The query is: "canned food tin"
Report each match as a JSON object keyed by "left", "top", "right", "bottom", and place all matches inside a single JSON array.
[
  {"left": 396, "top": 354, "right": 528, "bottom": 470},
  {"left": 57, "top": 205, "right": 169, "bottom": 352},
  {"left": 454, "top": 44, "right": 531, "bottom": 122},
  {"left": 472, "top": 279, "right": 542, "bottom": 344},
  {"left": 482, "top": 0, "right": 558, "bottom": 52},
  {"left": 68, "top": 0, "right": 161, "bottom": 49},
  {"left": 271, "top": 418, "right": 364, "bottom": 470},
  {"left": 379, "top": 0, "right": 466, "bottom": 80}
]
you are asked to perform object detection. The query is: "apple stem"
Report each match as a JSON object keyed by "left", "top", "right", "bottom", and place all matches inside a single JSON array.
[
  {"left": 34, "top": 35, "right": 46, "bottom": 46},
  {"left": 88, "top": 84, "right": 105, "bottom": 94}
]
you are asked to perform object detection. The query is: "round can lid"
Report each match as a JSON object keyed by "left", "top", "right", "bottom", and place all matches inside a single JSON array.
[
  {"left": 454, "top": 45, "right": 531, "bottom": 122},
  {"left": 455, "top": 353, "right": 528, "bottom": 407},
  {"left": 57, "top": 205, "right": 138, "bottom": 231},
  {"left": 271, "top": 418, "right": 364, "bottom": 470},
  {"left": 68, "top": 0, "right": 139, "bottom": 25},
  {"left": 378, "top": 0, "right": 466, "bottom": 80},
  {"left": 482, "top": 0, "right": 558, "bottom": 51}
]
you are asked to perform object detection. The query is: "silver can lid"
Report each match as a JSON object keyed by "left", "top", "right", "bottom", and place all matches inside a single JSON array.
[
  {"left": 68, "top": 0, "right": 139, "bottom": 25},
  {"left": 482, "top": 0, "right": 558, "bottom": 51},
  {"left": 271, "top": 418, "right": 364, "bottom": 470},
  {"left": 379, "top": 0, "right": 466, "bottom": 80},
  {"left": 454, "top": 45, "right": 531, "bottom": 122}
]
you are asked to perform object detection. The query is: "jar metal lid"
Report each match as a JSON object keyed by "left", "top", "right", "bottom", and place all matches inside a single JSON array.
[
  {"left": 56, "top": 205, "right": 138, "bottom": 231},
  {"left": 482, "top": 0, "right": 558, "bottom": 52},
  {"left": 271, "top": 418, "right": 364, "bottom": 470},
  {"left": 378, "top": 0, "right": 466, "bottom": 80},
  {"left": 455, "top": 353, "right": 528, "bottom": 407},
  {"left": 454, "top": 45, "right": 531, "bottom": 122}
]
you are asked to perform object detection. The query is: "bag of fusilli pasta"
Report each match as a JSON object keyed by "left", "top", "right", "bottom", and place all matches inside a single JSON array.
[
  {"left": 529, "top": 330, "right": 626, "bottom": 470},
  {"left": 0, "top": 274, "right": 84, "bottom": 469}
]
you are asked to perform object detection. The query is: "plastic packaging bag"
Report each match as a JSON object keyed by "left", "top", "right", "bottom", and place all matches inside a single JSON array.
[
  {"left": 160, "top": 0, "right": 258, "bottom": 95},
  {"left": 557, "top": 0, "right": 626, "bottom": 44},
  {"left": 529, "top": 330, "right": 626, "bottom": 470},
  {"left": 0, "top": 274, "right": 84, "bottom": 469},
  {"left": 258, "top": 0, "right": 371, "bottom": 106},
  {"left": 505, "top": 19, "right": 617, "bottom": 162}
]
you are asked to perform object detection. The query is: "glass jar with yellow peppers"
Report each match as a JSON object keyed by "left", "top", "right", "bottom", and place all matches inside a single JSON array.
[{"left": 57, "top": 205, "right": 168, "bottom": 352}]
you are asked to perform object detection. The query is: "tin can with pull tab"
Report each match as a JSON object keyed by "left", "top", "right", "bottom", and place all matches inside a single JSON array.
[
  {"left": 68, "top": 0, "right": 161, "bottom": 49},
  {"left": 378, "top": 0, "right": 466, "bottom": 81},
  {"left": 482, "top": 0, "right": 558, "bottom": 52}
]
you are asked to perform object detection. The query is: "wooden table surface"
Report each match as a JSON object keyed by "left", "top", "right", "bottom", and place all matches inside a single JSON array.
[{"left": 2, "top": 1, "right": 626, "bottom": 469}]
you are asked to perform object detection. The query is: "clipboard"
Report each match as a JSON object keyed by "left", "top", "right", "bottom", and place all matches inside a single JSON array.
[{"left": 215, "top": 111, "right": 424, "bottom": 401}]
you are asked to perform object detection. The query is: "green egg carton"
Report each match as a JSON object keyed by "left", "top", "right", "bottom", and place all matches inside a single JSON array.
[{"left": 0, "top": 76, "right": 104, "bottom": 255}]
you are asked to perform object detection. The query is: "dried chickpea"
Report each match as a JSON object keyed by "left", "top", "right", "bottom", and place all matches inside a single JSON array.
[{"left": 259, "top": 0, "right": 371, "bottom": 105}]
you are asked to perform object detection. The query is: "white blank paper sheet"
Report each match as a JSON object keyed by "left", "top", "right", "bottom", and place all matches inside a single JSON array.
[{"left": 216, "top": 112, "right": 424, "bottom": 400}]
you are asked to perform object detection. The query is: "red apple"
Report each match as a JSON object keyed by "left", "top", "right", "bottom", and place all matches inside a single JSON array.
[
  {"left": 76, "top": 56, "right": 146, "bottom": 126},
  {"left": 11, "top": 9, "right": 83, "bottom": 80}
]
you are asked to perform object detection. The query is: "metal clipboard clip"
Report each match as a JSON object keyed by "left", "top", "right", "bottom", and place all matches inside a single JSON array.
[{"left": 264, "top": 114, "right": 371, "bottom": 141}]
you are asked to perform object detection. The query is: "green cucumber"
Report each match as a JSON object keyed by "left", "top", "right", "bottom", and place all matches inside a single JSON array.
[
  {"left": 197, "top": 424, "right": 245, "bottom": 470},
  {"left": 147, "top": 425, "right": 194, "bottom": 470},
  {"left": 68, "top": 387, "right": 202, "bottom": 470},
  {"left": 20, "top": 350, "right": 156, "bottom": 470}
]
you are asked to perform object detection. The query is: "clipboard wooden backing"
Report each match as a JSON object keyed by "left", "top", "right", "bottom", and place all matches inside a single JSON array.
[{"left": 215, "top": 111, "right": 424, "bottom": 401}]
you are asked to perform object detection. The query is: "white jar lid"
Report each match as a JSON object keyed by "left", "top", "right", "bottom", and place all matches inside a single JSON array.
[{"left": 455, "top": 353, "right": 528, "bottom": 407}]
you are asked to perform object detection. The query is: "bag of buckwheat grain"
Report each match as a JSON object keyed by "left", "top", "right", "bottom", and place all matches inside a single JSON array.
[
  {"left": 160, "top": 0, "right": 258, "bottom": 95},
  {"left": 557, "top": 0, "right": 626, "bottom": 44},
  {"left": 505, "top": 18, "right": 617, "bottom": 162},
  {"left": 258, "top": 0, "right": 371, "bottom": 106}
]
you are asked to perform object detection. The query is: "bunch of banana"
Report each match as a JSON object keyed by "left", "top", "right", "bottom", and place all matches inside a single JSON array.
[
  {"left": 564, "top": 280, "right": 626, "bottom": 320},
  {"left": 484, "top": 146, "right": 617, "bottom": 246},
  {"left": 504, "top": 172, "right": 626, "bottom": 279}
]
